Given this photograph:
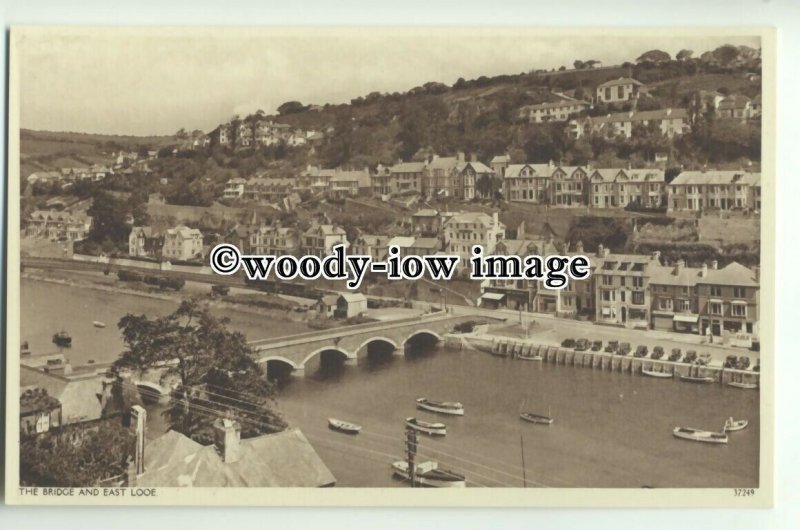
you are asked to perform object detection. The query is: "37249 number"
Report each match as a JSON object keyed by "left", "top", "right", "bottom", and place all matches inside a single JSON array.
[{"left": 734, "top": 488, "right": 756, "bottom": 497}]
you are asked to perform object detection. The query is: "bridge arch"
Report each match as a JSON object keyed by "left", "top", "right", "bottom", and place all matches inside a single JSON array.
[
  {"left": 356, "top": 336, "right": 399, "bottom": 355},
  {"left": 260, "top": 355, "right": 301, "bottom": 370},
  {"left": 135, "top": 381, "right": 167, "bottom": 403},
  {"left": 300, "top": 346, "right": 356, "bottom": 368},
  {"left": 401, "top": 329, "right": 443, "bottom": 346}
]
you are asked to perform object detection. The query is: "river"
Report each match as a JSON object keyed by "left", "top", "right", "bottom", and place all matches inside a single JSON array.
[{"left": 20, "top": 278, "right": 759, "bottom": 488}]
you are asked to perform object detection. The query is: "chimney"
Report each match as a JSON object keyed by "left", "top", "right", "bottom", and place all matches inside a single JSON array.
[
  {"left": 470, "top": 153, "right": 477, "bottom": 163},
  {"left": 711, "top": 260, "right": 718, "bottom": 270},
  {"left": 492, "top": 212, "right": 499, "bottom": 226},
  {"left": 674, "top": 259, "right": 685, "bottom": 274},
  {"left": 754, "top": 266, "right": 760, "bottom": 284},
  {"left": 575, "top": 241, "right": 584, "bottom": 254},
  {"left": 603, "top": 247, "right": 610, "bottom": 257},
  {"left": 650, "top": 250, "right": 660, "bottom": 262},
  {"left": 563, "top": 241, "right": 570, "bottom": 253},
  {"left": 214, "top": 418, "right": 242, "bottom": 464},
  {"left": 597, "top": 244, "right": 604, "bottom": 257},
  {"left": 457, "top": 151, "right": 465, "bottom": 163},
  {"left": 701, "top": 263, "right": 708, "bottom": 277},
  {"left": 131, "top": 405, "right": 147, "bottom": 476}
]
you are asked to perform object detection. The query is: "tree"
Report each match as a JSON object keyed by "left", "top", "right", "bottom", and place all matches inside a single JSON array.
[
  {"left": 475, "top": 174, "right": 499, "bottom": 199},
  {"left": 20, "top": 421, "right": 135, "bottom": 486},
  {"left": 113, "top": 300, "right": 286, "bottom": 444},
  {"left": 636, "top": 49, "right": 671, "bottom": 64},
  {"left": 174, "top": 128, "right": 189, "bottom": 139},
  {"left": 676, "top": 49, "right": 694, "bottom": 61},
  {"left": 277, "top": 101, "right": 306, "bottom": 115},
  {"left": 87, "top": 190, "right": 130, "bottom": 248},
  {"left": 573, "top": 60, "right": 586, "bottom": 70}
]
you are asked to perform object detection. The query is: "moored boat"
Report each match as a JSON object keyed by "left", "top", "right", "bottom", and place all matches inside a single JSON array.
[
  {"left": 520, "top": 411, "right": 553, "bottom": 425},
  {"left": 391, "top": 460, "right": 466, "bottom": 488},
  {"left": 93, "top": 321, "right": 107, "bottom": 328},
  {"left": 405, "top": 417, "right": 446, "bottom": 436},
  {"left": 679, "top": 374, "right": 715, "bottom": 384},
  {"left": 518, "top": 354, "right": 543, "bottom": 362},
  {"left": 727, "top": 381, "right": 758, "bottom": 390},
  {"left": 672, "top": 426, "right": 728, "bottom": 444},
  {"left": 642, "top": 368, "right": 673, "bottom": 379},
  {"left": 328, "top": 418, "right": 362, "bottom": 434},
  {"left": 52, "top": 330, "right": 72, "bottom": 348},
  {"left": 416, "top": 397, "right": 464, "bottom": 416},
  {"left": 724, "top": 418, "right": 748, "bottom": 432}
]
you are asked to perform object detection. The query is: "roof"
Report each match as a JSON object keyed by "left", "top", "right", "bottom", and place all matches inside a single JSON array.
[
  {"left": 330, "top": 170, "right": 371, "bottom": 187},
  {"left": 390, "top": 161, "right": 427, "bottom": 173},
  {"left": 589, "top": 168, "right": 623, "bottom": 182},
  {"left": 339, "top": 292, "right": 367, "bottom": 303},
  {"left": 669, "top": 171, "right": 756, "bottom": 186},
  {"left": 597, "top": 77, "right": 645, "bottom": 89},
  {"left": 719, "top": 95, "right": 752, "bottom": 110},
  {"left": 427, "top": 156, "right": 459, "bottom": 171},
  {"left": 590, "top": 108, "right": 688, "bottom": 124},
  {"left": 649, "top": 264, "right": 708, "bottom": 287},
  {"left": 699, "top": 262, "right": 759, "bottom": 287},
  {"left": 306, "top": 224, "right": 346, "bottom": 237},
  {"left": 490, "top": 155, "right": 510, "bottom": 164},
  {"left": 387, "top": 236, "right": 416, "bottom": 248},
  {"left": 20, "top": 365, "right": 107, "bottom": 424},
  {"left": 520, "top": 100, "right": 589, "bottom": 111},
  {"left": 319, "top": 294, "right": 338, "bottom": 306},
  {"left": 135, "top": 428, "right": 335, "bottom": 488},
  {"left": 166, "top": 226, "right": 203, "bottom": 239},
  {"left": 623, "top": 169, "right": 665, "bottom": 183},
  {"left": 411, "top": 237, "right": 440, "bottom": 249},
  {"left": 412, "top": 208, "right": 438, "bottom": 218},
  {"left": 445, "top": 212, "right": 503, "bottom": 229},
  {"left": 457, "top": 161, "right": 494, "bottom": 175}
]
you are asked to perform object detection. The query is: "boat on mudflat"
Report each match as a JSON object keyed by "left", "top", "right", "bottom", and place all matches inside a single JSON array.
[
  {"left": 328, "top": 418, "right": 362, "bottom": 434},
  {"left": 672, "top": 426, "right": 728, "bottom": 444},
  {"left": 405, "top": 417, "right": 446, "bottom": 436},
  {"left": 391, "top": 460, "right": 466, "bottom": 488},
  {"left": 728, "top": 381, "right": 758, "bottom": 390},
  {"left": 679, "top": 374, "right": 715, "bottom": 384},
  {"left": 93, "top": 321, "right": 107, "bottom": 328},
  {"left": 52, "top": 330, "right": 72, "bottom": 348},
  {"left": 642, "top": 368, "right": 673, "bottom": 379},
  {"left": 724, "top": 418, "right": 749, "bottom": 432},
  {"left": 520, "top": 411, "right": 553, "bottom": 425},
  {"left": 416, "top": 397, "right": 464, "bottom": 416}
]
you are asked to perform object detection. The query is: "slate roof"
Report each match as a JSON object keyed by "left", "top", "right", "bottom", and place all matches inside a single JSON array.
[
  {"left": 20, "top": 366, "right": 108, "bottom": 424},
  {"left": 597, "top": 77, "right": 645, "bottom": 88},
  {"left": 669, "top": 171, "right": 755, "bottom": 186},
  {"left": 135, "top": 428, "right": 335, "bottom": 488}
]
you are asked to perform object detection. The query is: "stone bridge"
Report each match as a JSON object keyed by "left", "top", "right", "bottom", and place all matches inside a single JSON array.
[{"left": 247, "top": 312, "right": 485, "bottom": 377}]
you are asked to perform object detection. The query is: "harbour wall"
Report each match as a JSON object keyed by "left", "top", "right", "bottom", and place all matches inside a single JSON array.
[{"left": 444, "top": 333, "right": 760, "bottom": 387}]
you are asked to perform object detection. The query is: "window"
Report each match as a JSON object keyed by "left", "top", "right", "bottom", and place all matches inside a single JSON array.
[
  {"left": 732, "top": 304, "right": 747, "bottom": 317},
  {"left": 602, "top": 290, "right": 616, "bottom": 302},
  {"left": 632, "top": 291, "right": 645, "bottom": 305},
  {"left": 659, "top": 298, "right": 673, "bottom": 310},
  {"left": 733, "top": 287, "right": 745, "bottom": 298},
  {"left": 710, "top": 302, "right": 723, "bottom": 315},
  {"left": 710, "top": 286, "right": 722, "bottom": 297},
  {"left": 618, "top": 86, "right": 625, "bottom": 99},
  {"left": 632, "top": 277, "right": 644, "bottom": 288},
  {"left": 678, "top": 299, "right": 691, "bottom": 312},
  {"left": 602, "top": 275, "right": 613, "bottom": 286}
]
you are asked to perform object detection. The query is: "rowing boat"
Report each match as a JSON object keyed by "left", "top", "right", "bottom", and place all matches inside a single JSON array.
[
  {"left": 642, "top": 368, "right": 673, "bottom": 379},
  {"left": 405, "top": 417, "right": 446, "bottom": 436},
  {"left": 391, "top": 460, "right": 466, "bottom": 488},
  {"left": 672, "top": 426, "right": 728, "bottom": 444},
  {"left": 328, "top": 418, "right": 362, "bottom": 434},
  {"left": 416, "top": 397, "right": 464, "bottom": 416}
]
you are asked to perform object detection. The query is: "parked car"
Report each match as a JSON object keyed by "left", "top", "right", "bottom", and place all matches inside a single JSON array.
[
  {"left": 669, "top": 348, "right": 682, "bottom": 362},
  {"left": 561, "top": 338, "right": 576, "bottom": 348},
  {"left": 651, "top": 346, "right": 665, "bottom": 360},
  {"left": 634, "top": 345, "right": 648, "bottom": 358},
  {"left": 725, "top": 354, "right": 739, "bottom": 368},
  {"left": 605, "top": 340, "right": 619, "bottom": 353},
  {"left": 575, "top": 339, "right": 590, "bottom": 351},
  {"left": 591, "top": 340, "right": 603, "bottom": 352},
  {"left": 737, "top": 356, "right": 751, "bottom": 370},
  {"left": 682, "top": 350, "right": 698, "bottom": 364},
  {"left": 618, "top": 342, "right": 632, "bottom": 356}
]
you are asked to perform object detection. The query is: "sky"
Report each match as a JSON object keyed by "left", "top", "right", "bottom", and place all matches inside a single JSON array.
[{"left": 15, "top": 27, "right": 761, "bottom": 136}]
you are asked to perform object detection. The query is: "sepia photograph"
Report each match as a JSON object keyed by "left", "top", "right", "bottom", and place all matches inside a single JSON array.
[{"left": 4, "top": 26, "right": 774, "bottom": 506}]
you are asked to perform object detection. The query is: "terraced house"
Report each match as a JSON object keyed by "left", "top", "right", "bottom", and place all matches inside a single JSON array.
[
  {"left": 667, "top": 170, "right": 761, "bottom": 212},
  {"left": 550, "top": 165, "right": 589, "bottom": 206},
  {"left": 570, "top": 108, "right": 689, "bottom": 139},
  {"left": 501, "top": 163, "right": 553, "bottom": 203},
  {"left": 518, "top": 98, "right": 589, "bottom": 123},
  {"left": 593, "top": 247, "right": 659, "bottom": 329},
  {"left": 595, "top": 77, "right": 647, "bottom": 103}
]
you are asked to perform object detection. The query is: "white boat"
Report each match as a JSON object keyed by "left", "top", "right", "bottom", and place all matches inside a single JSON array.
[
  {"left": 679, "top": 374, "right": 715, "bottom": 384},
  {"left": 92, "top": 321, "right": 107, "bottom": 328},
  {"left": 672, "top": 426, "right": 728, "bottom": 444},
  {"left": 728, "top": 381, "right": 758, "bottom": 390},
  {"left": 642, "top": 368, "right": 673, "bottom": 379},
  {"left": 391, "top": 460, "right": 465, "bottom": 488},
  {"left": 724, "top": 418, "right": 749, "bottom": 432},
  {"left": 328, "top": 418, "right": 361, "bottom": 434},
  {"left": 405, "top": 417, "right": 446, "bottom": 436},
  {"left": 520, "top": 411, "right": 553, "bottom": 425},
  {"left": 518, "top": 355, "right": 543, "bottom": 362},
  {"left": 416, "top": 397, "right": 464, "bottom": 416}
]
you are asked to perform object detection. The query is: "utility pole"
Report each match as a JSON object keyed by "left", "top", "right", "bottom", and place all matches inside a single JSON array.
[
  {"left": 520, "top": 435, "right": 527, "bottom": 488},
  {"left": 405, "top": 425, "right": 418, "bottom": 487}
]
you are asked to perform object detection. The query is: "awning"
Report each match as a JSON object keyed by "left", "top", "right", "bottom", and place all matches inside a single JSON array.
[
  {"left": 481, "top": 293, "right": 506, "bottom": 301},
  {"left": 673, "top": 314, "right": 699, "bottom": 324},
  {"left": 709, "top": 299, "right": 723, "bottom": 304},
  {"left": 731, "top": 300, "right": 748, "bottom": 305},
  {"left": 601, "top": 308, "right": 612, "bottom": 317}
]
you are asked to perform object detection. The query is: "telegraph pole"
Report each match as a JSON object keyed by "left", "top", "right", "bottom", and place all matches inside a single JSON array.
[
  {"left": 520, "top": 434, "right": 527, "bottom": 488},
  {"left": 405, "top": 425, "right": 418, "bottom": 487}
]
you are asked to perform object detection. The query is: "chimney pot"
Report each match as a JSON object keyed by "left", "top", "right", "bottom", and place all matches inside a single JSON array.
[
  {"left": 711, "top": 260, "right": 718, "bottom": 270},
  {"left": 597, "top": 243, "right": 604, "bottom": 257},
  {"left": 701, "top": 263, "right": 708, "bottom": 277},
  {"left": 575, "top": 241, "right": 584, "bottom": 254}
]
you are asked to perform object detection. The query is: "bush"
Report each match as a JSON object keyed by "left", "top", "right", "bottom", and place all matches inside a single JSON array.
[{"left": 454, "top": 321, "right": 476, "bottom": 333}]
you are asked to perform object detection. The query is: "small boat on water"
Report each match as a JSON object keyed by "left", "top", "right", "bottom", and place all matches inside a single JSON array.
[
  {"left": 92, "top": 321, "right": 107, "bottom": 328},
  {"left": 328, "top": 418, "right": 362, "bottom": 434},
  {"left": 680, "top": 374, "right": 715, "bottom": 384},
  {"left": 416, "top": 397, "right": 464, "bottom": 416},
  {"left": 642, "top": 368, "right": 673, "bottom": 379},
  {"left": 728, "top": 380, "right": 758, "bottom": 390},
  {"left": 672, "top": 426, "right": 728, "bottom": 444},
  {"left": 405, "top": 417, "right": 446, "bottom": 436},
  {"left": 391, "top": 460, "right": 466, "bottom": 488},
  {"left": 520, "top": 411, "right": 553, "bottom": 425},
  {"left": 518, "top": 355, "right": 543, "bottom": 362},
  {"left": 724, "top": 418, "right": 749, "bottom": 432},
  {"left": 52, "top": 330, "right": 72, "bottom": 348}
]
